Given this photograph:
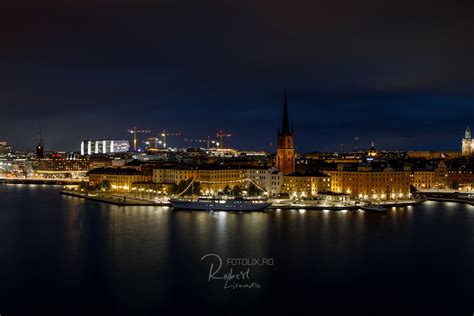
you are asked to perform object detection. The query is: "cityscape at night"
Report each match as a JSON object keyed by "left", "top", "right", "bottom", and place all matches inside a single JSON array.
[{"left": 0, "top": 0, "right": 473, "bottom": 315}]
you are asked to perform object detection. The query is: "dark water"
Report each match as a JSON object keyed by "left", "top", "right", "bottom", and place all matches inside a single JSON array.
[{"left": 0, "top": 185, "right": 473, "bottom": 315}]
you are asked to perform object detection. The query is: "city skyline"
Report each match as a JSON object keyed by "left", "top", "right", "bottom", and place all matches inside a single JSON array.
[
  {"left": 2, "top": 2, "right": 474, "bottom": 315},
  {"left": 1, "top": 0, "right": 472, "bottom": 152},
  {"left": 1, "top": 98, "right": 473, "bottom": 153}
]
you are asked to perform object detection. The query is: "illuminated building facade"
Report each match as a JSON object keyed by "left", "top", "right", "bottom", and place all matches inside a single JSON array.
[
  {"left": 446, "top": 159, "right": 474, "bottom": 191},
  {"left": 281, "top": 172, "right": 331, "bottom": 199},
  {"left": 407, "top": 151, "right": 461, "bottom": 159},
  {"left": 36, "top": 153, "right": 89, "bottom": 175},
  {"left": 412, "top": 170, "right": 435, "bottom": 189},
  {"left": 447, "top": 170, "right": 474, "bottom": 191},
  {"left": 87, "top": 167, "right": 147, "bottom": 191},
  {"left": 323, "top": 162, "right": 411, "bottom": 200},
  {"left": 276, "top": 92, "right": 296, "bottom": 175},
  {"left": 412, "top": 161, "right": 448, "bottom": 189},
  {"left": 81, "top": 140, "right": 130, "bottom": 155},
  {"left": 462, "top": 126, "right": 473, "bottom": 156},
  {"left": 434, "top": 161, "right": 448, "bottom": 188},
  {"left": 246, "top": 167, "right": 282, "bottom": 196},
  {"left": 152, "top": 165, "right": 282, "bottom": 195}
]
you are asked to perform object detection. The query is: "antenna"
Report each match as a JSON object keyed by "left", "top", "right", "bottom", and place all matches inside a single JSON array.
[{"left": 353, "top": 137, "right": 359, "bottom": 150}]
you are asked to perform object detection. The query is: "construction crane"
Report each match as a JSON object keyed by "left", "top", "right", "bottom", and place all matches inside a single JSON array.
[
  {"left": 146, "top": 137, "right": 163, "bottom": 149},
  {"left": 185, "top": 136, "right": 218, "bottom": 149},
  {"left": 216, "top": 130, "right": 232, "bottom": 149},
  {"left": 128, "top": 127, "right": 151, "bottom": 152},
  {"left": 160, "top": 130, "right": 181, "bottom": 149}
]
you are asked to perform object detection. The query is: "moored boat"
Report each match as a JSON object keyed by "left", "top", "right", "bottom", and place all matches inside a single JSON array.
[
  {"left": 170, "top": 196, "right": 271, "bottom": 212},
  {"left": 361, "top": 204, "right": 388, "bottom": 212}
]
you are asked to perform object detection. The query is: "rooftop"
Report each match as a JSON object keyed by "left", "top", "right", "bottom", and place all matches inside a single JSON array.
[{"left": 87, "top": 167, "right": 144, "bottom": 176}]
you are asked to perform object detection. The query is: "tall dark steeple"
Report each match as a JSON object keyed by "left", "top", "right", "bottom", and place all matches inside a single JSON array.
[
  {"left": 38, "top": 125, "right": 44, "bottom": 146},
  {"left": 276, "top": 91, "right": 295, "bottom": 175},
  {"left": 281, "top": 91, "right": 290, "bottom": 134},
  {"left": 36, "top": 124, "right": 44, "bottom": 159}
]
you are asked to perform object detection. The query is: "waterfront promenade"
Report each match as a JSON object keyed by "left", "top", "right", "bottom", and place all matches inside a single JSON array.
[
  {"left": 4, "top": 183, "right": 470, "bottom": 209},
  {"left": 60, "top": 190, "right": 171, "bottom": 206},
  {"left": 60, "top": 189, "right": 421, "bottom": 210}
]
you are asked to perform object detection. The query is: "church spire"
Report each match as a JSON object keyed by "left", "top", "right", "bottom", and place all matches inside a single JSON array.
[
  {"left": 466, "top": 126, "right": 471, "bottom": 139},
  {"left": 276, "top": 90, "right": 296, "bottom": 175},
  {"left": 37, "top": 123, "right": 44, "bottom": 146},
  {"left": 281, "top": 91, "right": 290, "bottom": 134},
  {"left": 36, "top": 123, "right": 45, "bottom": 159}
]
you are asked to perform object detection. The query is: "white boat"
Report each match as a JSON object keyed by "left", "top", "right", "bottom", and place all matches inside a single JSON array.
[
  {"left": 170, "top": 196, "right": 271, "bottom": 212},
  {"left": 361, "top": 204, "right": 388, "bottom": 212}
]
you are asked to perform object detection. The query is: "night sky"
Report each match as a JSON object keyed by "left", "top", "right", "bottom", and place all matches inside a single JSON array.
[{"left": 1, "top": 0, "right": 472, "bottom": 152}]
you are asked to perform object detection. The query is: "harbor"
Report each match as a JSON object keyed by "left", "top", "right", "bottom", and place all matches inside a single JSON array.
[{"left": 60, "top": 189, "right": 424, "bottom": 211}]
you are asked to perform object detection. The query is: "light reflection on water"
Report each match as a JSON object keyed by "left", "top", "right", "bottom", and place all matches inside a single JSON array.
[{"left": 0, "top": 185, "right": 473, "bottom": 315}]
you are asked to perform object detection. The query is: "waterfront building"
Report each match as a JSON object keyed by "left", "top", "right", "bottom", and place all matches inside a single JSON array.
[
  {"left": 318, "top": 192, "right": 350, "bottom": 203},
  {"left": 409, "top": 160, "right": 448, "bottom": 190},
  {"left": 276, "top": 92, "right": 296, "bottom": 175},
  {"left": 129, "top": 182, "right": 173, "bottom": 197},
  {"left": 446, "top": 159, "right": 474, "bottom": 191},
  {"left": 447, "top": 170, "right": 474, "bottom": 191},
  {"left": 153, "top": 164, "right": 245, "bottom": 194},
  {"left": 412, "top": 169, "right": 435, "bottom": 189},
  {"left": 434, "top": 161, "right": 448, "bottom": 189},
  {"left": 281, "top": 171, "right": 331, "bottom": 199},
  {"left": 87, "top": 167, "right": 148, "bottom": 191},
  {"left": 245, "top": 167, "right": 282, "bottom": 196},
  {"left": 462, "top": 126, "right": 473, "bottom": 156},
  {"left": 152, "top": 165, "right": 186, "bottom": 184},
  {"left": 152, "top": 164, "right": 282, "bottom": 195},
  {"left": 80, "top": 140, "right": 130, "bottom": 156},
  {"left": 36, "top": 153, "right": 89, "bottom": 177},
  {"left": 323, "top": 161, "right": 411, "bottom": 200}
]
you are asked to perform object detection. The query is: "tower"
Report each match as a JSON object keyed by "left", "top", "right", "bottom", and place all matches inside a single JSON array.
[
  {"left": 276, "top": 92, "right": 295, "bottom": 175},
  {"left": 462, "top": 126, "right": 472, "bottom": 156},
  {"left": 368, "top": 141, "right": 377, "bottom": 157},
  {"left": 36, "top": 125, "right": 44, "bottom": 159}
]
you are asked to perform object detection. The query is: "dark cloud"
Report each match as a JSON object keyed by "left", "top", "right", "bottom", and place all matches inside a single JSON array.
[{"left": 0, "top": 0, "right": 472, "bottom": 151}]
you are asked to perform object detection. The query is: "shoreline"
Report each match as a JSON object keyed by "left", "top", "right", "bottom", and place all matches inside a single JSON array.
[
  {"left": 60, "top": 190, "right": 427, "bottom": 210},
  {"left": 54, "top": 190, "right": 474, "bottom": 210},
  {"left": 268, "top": 199, "right": 422, "bottom": 210},
  {"left": 423, "top": 197, "right": 474, "bottom": 206},
  {"left": 60, "top": 190, "right": 171, "bottom": 206},
  {"left": 1, "top": 178, "right": 82, "bottom": 185}
]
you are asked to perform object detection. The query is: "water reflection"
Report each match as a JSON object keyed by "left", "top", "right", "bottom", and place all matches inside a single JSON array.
[{"left": 1, "top": 185, "right": 474, "bottom": 314}]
